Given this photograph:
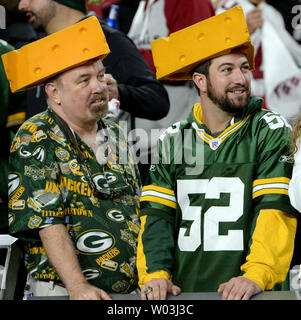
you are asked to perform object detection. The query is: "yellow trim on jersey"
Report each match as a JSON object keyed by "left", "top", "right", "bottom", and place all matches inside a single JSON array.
[
  {"left": 143, "top": 185, "right": 175, "bottom": 196},
  {"left": 140, "top": 185, "right": 177, "bottom": 209},
  {"left": 6, "top": 112, "right": 26, "bottom": 128},
  {"left": 252, "top": 177, "right": 290, "bottom": 199},
  {"left": 253, "top": 177, "right": 290, "bottom": 187},
  {"left": 137, "top": 215, "right": 148, "bottom": 287},
  {"left": 253, "top": 188, "right": 288, "bottom": 199},
  {"left": 193, "top": 103, "right": 204, "bottom": 124},
  {"left": 193, "top": 103, "right": 250, "bottom": 146},
  {"left": 140, "top": 195, "right": 177, "bottom": 209},
  {"left": 137, "top": 215, "right": 171, "bottom": 288}
]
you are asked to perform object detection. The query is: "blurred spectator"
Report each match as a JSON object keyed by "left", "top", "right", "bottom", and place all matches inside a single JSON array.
[
  {"left": 0, "top": 0, "right": 41, "bottom": 49},
  {"left": 18, "top": 0, "right": 170, "bottom": 183},
  {"left": 266, "top": 0, "right": 301, "bottom": 45},
  {"left": 216, "top": 0, "right": 301, "bottom": 123},
  {"left": 0, "top": 40, "right": 26, "bottom": 234},
  {"left": 127, "top": 0, "right": 215, "bottom": 177},
  {"left": 86, "top": 0, "right": 140, "bottom": 34},
  {"left": 0, "top": 37, "right": 27, "bottom": 299}
]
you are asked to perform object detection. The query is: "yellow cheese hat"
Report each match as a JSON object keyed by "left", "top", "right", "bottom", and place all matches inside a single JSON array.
[
  {"left": 151, "top": 6, "right": 254, "bottom": 81},
  {"left": 1, "top": 16, "right": 110, "bottom": 93}
]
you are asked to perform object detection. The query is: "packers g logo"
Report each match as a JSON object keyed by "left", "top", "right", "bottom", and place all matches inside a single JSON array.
[
  {"left": 69, "top": 159, "right": 83, "bottom": 176},
  {"left": 75, "top": 230, "right": 115, "bottom": 255},
  {"left": 82, "top": 268, "right": 102, "bottom": 280},
  {"left": 106, "top": 208, "right": 125, "bottom": 222},
  {"left": 8, "top": 213, "right": 16, "bottom": 226},
  {"left": 8, "top": 173, "right": 21, "bottom": 196}
]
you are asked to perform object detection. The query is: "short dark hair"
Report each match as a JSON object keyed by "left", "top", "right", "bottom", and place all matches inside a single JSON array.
[
  {"left": 190, "top": 59, "right": 212, "bottom": 78},
  {"left": 190, "top": 59, "right": 212, "bottom": 95}
]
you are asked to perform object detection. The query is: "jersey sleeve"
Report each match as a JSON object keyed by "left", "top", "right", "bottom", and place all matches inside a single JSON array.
[
  {"left": 137, "top": 126, "right": 179, "bottom": 286},
  {"left": 252, "top": 112, "right": 299, "bottom": 217},
  {"left": 241, "top": 209, "right": 297, "bottom": 290},
  {"left": 8, "top": 119, "right": 66, "bottom": 240},
  {"left": 140, "top": 125, "right": 178, "bottom": 223}
]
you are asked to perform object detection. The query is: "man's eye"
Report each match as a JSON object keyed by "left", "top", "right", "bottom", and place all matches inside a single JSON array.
[{"left": 222, "top": 68, "right": 231, "bottom": 73}]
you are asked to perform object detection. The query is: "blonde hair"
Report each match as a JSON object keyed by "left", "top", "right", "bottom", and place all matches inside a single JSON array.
[{"left": 290, "top": 112, "right": 301, "bottom": 162}]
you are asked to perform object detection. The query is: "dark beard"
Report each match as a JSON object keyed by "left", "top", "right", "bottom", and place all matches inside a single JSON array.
[{"left": 207, "top": 79, "right": 250, "bottom": 115}]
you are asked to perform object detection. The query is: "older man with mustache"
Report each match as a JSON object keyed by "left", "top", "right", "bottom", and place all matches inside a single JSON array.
[{"left": 5, "top": 17, "right": 141, "bottom": 300}]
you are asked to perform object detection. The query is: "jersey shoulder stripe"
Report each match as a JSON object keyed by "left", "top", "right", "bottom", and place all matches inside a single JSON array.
[
  {"left": 141, "top": 185, "right": 176, "bottom": 209},
  {"left": 252, "top": 177, "right": 290, "bottom": 199}
]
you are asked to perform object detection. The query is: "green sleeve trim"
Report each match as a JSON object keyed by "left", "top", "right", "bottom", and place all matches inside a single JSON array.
[
  {"left": 140, "top": 207, "right": 175, "bottom": 226},
  {"left": 254, "top": 202, "right": 300, "bottom": 218}
]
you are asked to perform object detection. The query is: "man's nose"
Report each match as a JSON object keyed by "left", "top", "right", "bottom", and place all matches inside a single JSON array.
[
  {"left": 92, "top": 78, "right": 108, "bottom": 93},
  {"left": 232, "top": 69, "right": 247, "bottom": 85},
  {"left": 18, "top": 0, "right": 29, "bottom": 11}
]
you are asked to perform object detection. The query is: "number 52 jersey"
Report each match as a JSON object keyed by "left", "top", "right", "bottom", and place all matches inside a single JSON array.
[{"left": 138, "top": 96, "right": 299, "bottom": 292}]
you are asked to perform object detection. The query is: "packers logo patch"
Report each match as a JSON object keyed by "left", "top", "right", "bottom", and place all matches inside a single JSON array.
[
  {"left": 8, "top": 173, "right": 21, "bottom": 196},
  {"left": 31, "top": 130, "right": 47, "bottom": 143},
  {"left": 28, "top": 215, "right": 42, "bottom": 229},
  {"left": 69, "top": 159, "right": 83, "bottom": 176},
  {"left": 106, "top": 208, "right": 125, "bottom": 222},
  {"left": 75, "top": 229, "right": 115, "bottom": 255},
  {"left": 82, "top": 268, "right": 102, "bottom": 280},
  {"left": 12, "top": 199, "right": 25, "bottom": 210},
  {"left": 55, "top": 147, "right": 70, "bottom": 161}
]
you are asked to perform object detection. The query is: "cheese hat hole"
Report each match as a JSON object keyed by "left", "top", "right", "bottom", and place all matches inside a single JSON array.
[
  {"left": 52, "top": 44, "right": 60, "bottom": 54},
  {"left": 34, "top": 67, "right": 41, "bottom": 75},
  {"left": 179, "top": 55, "right": 186, "bottom": 62},
  {"left": 79, "top": 27, "right": 87, "bottom": 35},
  {"left": 82, "top": 48, "right": 90, "bottom": 54},
  {"left": 198, "top": 33, "right": 205, "bottom": 40}
]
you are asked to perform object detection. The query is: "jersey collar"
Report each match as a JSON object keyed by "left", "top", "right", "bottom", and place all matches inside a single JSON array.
[{"left": 189, "top": 96, "right": 263, "bottom": 150}]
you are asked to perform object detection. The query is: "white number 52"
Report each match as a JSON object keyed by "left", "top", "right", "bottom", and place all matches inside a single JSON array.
[{"left": 177, "top": 177, "right": 244, "bottom": 252}]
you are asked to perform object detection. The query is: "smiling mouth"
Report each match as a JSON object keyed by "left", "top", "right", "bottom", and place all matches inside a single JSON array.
[
  {"left": 227, "top": 87, "right": 247, "bottom": 95},
  {"left": 231, "top": 90, "right": 245, "bottom": 94}
]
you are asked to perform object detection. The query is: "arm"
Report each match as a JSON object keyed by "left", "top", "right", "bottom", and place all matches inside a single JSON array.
[
  {"left": 218, "top": 209, "right": 296, "bottom": 299},
  {"left": 137, "top": 215, "right": 181, "bottom": 300},
  {"left": 39, "top": 224, "right": 111, "bottom": 300},
  {"left": 137, "top": 125, "right": 183, "bottom": 299},
  {"left": 241, "top": 209, "right": 296, "bottom": 290}
]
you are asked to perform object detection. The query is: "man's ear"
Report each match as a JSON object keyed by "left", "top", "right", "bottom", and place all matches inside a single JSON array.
[
  {"left": 45, "top": 81, "right": 61, "bottom": 105},
  {"left": 192, "top": 72, "right": 207, "bottom": 94}
]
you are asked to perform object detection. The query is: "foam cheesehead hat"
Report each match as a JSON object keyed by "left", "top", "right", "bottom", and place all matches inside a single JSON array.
[
  {"left": 151, "top": 6, "right": 255, "bottom": 81},
  {"left": 53, "top": 0, "right": 87, "bottom": 13},
  {"left": 1, "top": 16, "right": 110, "bottom": 93}
]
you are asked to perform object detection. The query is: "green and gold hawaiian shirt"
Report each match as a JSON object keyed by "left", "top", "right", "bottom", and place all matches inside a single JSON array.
[{"left": 8, "top": 107, "right": 141, "bottom": 293}]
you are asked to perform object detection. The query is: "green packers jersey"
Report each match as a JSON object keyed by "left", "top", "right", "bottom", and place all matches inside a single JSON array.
[
  {"left": 139, "top": 96, "right": 298, "bottom": 292},
  {"left": 8, "top": 108, "right": 141, "bottom": 293}
]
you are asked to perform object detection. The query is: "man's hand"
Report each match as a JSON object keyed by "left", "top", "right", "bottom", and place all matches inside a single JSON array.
[
  {"left": 218, "top": 276, "right": 262, "bottom": 300},
  {"left": 68, "top": 282, "right": 112, "bottom": 300},
  {"left": 141, "top": 278, "right": 181, "bottom": 300},
  {"left": 105, "top": 73, "right": 119, "bottom": 100},
  {"left": 246, "top": 7, "right": 263, "bottom": 34},
  {"left": 39, "top": 225, "right": 112, "bottom": 300}
]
